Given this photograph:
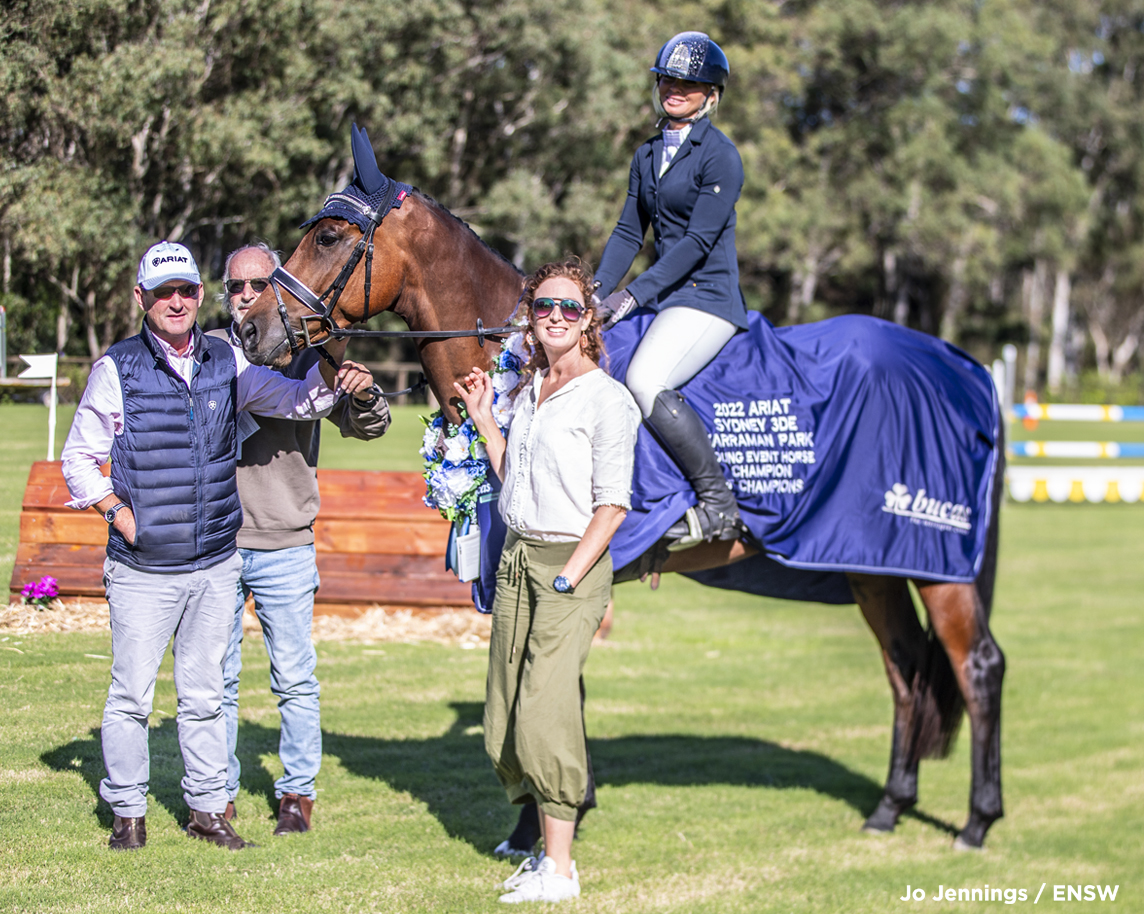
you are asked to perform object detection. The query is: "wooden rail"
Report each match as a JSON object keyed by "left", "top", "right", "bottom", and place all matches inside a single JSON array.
[{"left": 9, "top": 462, "right": 472, "bottom": 614}]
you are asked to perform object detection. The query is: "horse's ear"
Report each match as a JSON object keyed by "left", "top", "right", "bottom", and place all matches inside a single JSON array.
[{"left": 351, "top": 123, "right": 386, "bottom": 195}]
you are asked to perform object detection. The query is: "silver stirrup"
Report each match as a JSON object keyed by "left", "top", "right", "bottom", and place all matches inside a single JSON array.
[{"left": 666, "top": 507, "right": 705, "bottom": 552}]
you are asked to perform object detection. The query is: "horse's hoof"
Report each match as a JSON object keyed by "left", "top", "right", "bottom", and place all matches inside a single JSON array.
[
  {"left": 952, "top": 836, "right": 984, "bottom": 853},
  {"left": 863, "top": 795, "right": 912, "bottom": 834}
]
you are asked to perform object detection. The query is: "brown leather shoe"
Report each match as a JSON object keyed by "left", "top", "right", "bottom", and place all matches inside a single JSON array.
[
  {"left": 274, "top": 794, "right": 313, "bottom": 835},
  {"left": 109, "top": 815, "right": 146, "bottom": 850},
  {"left": 224, "top": 800, "right": 236, "bottom": 822},
  {"left": 186, "top": 809, "right": 252, "bottom": 849}
]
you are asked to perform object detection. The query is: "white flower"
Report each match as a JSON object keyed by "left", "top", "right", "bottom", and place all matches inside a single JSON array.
[
  {"left": 492, "top": 396, "right": 515, "bottom": 429},
  {"left": 444, "top": 434, "right": 471, "bottom": 465},
  {"left": 421, "top": 424, "right": 442, "bottom": 459},
  {"left": 505, "top": 331, "right": 530, "bottom": 364},
  {"left": 442, "top": 465, "right": 477, "bottom": 501},
  {"left": 492, "top": 369, "right": 520, "bottom": 396},
  {"left": 427, "top": 469, "right": 457, "bottom": 508},
  {"left": 470, "top": 438, "right": 488, "bottom": 461}
]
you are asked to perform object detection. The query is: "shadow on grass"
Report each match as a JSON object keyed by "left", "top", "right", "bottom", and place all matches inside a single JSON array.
[
  {"left": 42, "top": 702, "right": 957, "bottom": 848},
  {"left": 40, "top": 717, "right": 279, "bottom": 829}
]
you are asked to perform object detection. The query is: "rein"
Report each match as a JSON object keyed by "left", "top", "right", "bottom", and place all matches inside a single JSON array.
[{"left": 269, "top": 186, "right": 515, "bottom": 372}]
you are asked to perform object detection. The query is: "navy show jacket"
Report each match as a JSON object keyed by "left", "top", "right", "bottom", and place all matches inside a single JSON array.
[{"left": 595, "top": 117, "right": 749, "bottom": 330}]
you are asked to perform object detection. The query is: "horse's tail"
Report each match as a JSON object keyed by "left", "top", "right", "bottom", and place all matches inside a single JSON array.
[
  {"left": 907, "top": 628, "right": 964, "bottom": 762},
  {"left": 907, "top": 421, "right": 1006, "bottom": 763}
]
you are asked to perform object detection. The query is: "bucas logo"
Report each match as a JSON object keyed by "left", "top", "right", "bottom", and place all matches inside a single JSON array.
[
  {"left": 883, "top": 482, "right": 972, "bottom": 533},
  {"left": 152, "top": 255, "right": 189, "bottom": 266}
]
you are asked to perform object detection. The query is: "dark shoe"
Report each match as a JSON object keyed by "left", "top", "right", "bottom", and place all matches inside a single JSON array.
[
  {"left": 645, "top": 390, "right": 743, "bottom": 548},
  {"left": 224, "top": 800, "right": 236, "bottom": 822},
  {"left": 186, "top": 809, "right": 252, "bottom": 849},
  {"left": 274, "top": 794, "right": 313, "bottom": 835},
  {"left": 109, "top": 815, "right": 146, "bottom": 850}
]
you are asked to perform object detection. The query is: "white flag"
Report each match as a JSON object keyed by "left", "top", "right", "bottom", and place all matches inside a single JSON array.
[{"left": 18, "top": 353, "right": 59, "bottom": 379}]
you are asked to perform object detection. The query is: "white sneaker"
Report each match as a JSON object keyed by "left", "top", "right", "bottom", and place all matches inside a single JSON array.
[
  {"left": 502, "top": 853, "right": 545, "bottom": 890},
  {"left": 498, "top": 856, "right": 580, "bottom": 904}
]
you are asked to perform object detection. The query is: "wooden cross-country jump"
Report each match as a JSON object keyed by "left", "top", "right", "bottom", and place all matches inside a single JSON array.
[{"left": 9, "top": 462, "right": 471, "bottom": 615}]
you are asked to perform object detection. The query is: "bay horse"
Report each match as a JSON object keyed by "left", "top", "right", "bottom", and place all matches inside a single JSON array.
[{"left": 239, "top": 129, "right": 1005, "bottom": 851}]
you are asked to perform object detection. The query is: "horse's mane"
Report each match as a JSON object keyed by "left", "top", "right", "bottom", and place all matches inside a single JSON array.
[{"left": 411, "top": 189, "right": 525, "bottom": 278}]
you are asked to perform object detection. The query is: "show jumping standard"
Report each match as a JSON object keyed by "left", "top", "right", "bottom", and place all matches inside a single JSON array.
[{"left": 239, "top": 126, "right": 1007, "bottom": 851}]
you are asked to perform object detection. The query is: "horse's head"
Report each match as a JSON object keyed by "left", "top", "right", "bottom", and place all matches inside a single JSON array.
[
  {"left": 240, "top": 124, "right": 411, "bottom": 370},
  {"left": 240, "top": 123, "right": 526, "bottom": 422}
]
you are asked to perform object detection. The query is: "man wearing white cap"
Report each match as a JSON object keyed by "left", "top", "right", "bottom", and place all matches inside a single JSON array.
[{"left": 61, "top": 240, "right": 373, "bottom": 852}]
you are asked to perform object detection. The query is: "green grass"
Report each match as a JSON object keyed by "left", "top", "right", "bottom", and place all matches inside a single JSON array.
[{"left": 2, "top": 406, "right": 1142, "bottom": 911}]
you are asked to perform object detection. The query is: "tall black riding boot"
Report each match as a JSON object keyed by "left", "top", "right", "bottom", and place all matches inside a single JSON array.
[{"left": 645, "top": 390, "right": 742, "bottom": 547}]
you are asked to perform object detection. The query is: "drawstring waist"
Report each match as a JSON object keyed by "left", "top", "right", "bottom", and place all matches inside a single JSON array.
[{"left": 500, "top": 533, "right": 580, "bottom": 664}]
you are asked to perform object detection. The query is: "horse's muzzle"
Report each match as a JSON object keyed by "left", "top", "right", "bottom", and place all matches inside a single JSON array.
[{"left": 239, "top": 312, "right": 291, "bottom": 368}]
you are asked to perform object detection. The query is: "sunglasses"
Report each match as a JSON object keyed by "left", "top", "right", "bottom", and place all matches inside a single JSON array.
[
  {"left": 658, "top": 75, "right": 710, "bottom": 92},
  {"left": 226, "top": 278, "right": 270, "bottom": 295},
  {"left": 151, "top": 283, "right": 201, "bottom": 301},
  {"left": 532, "top": 298, "right": 587, "bottom": 322}
]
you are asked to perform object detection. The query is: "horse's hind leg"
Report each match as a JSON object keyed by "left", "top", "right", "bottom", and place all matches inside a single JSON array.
[
  {"left": 848, "top": 573, "right": 939, "bottom": 833},
  {"left": 916, "top": 580, "right": 1005, "bottom": 849}
]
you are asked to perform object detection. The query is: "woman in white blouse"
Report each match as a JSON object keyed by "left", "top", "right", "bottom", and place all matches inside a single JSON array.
[{"left": 456, "top": 259, "right": 640, "bottom": 904}]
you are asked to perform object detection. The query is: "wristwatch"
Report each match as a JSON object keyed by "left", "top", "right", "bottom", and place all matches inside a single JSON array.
[
  {"left": 103, "top": 503, "right": 128, "bottom": 525},
  {"left": 553, "top": 575, "right": 574, "bottom": 594}
]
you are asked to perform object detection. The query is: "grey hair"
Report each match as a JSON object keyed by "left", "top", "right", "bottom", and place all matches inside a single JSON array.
[{"left": 215, "top": 242, "right": 283, "bottom": 306}]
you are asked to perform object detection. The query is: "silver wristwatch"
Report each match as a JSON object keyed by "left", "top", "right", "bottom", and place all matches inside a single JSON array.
[{"left": 104, "top": 503, "right": 128, "bottom": 524}]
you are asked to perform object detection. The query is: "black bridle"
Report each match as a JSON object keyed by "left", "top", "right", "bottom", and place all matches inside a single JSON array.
[{"left": 268, "top": 185, "right": 516, "bottom": 389}]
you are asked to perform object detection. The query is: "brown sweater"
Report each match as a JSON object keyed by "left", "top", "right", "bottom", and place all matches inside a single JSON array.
[{"left": 209, "top": 329, "right": 391, "bottom": 549}]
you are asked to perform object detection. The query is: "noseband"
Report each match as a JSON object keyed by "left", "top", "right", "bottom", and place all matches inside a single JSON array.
[{"left": 268, "top": 185, "right": 515, "bottom": 373}]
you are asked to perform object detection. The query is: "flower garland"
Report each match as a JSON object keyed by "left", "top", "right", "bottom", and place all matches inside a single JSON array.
[{"left": 421, "top": 331, "right": 529, "bottom": 522}]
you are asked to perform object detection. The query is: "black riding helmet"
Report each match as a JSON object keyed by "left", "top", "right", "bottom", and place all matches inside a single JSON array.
[{"left": 650, "top": 31, "right": 730, "bottom": 89}]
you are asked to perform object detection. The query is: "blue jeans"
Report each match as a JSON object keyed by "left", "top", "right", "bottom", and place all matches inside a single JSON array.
[{"left": 222, "top": 545, "right": 321, "bottom": 800}]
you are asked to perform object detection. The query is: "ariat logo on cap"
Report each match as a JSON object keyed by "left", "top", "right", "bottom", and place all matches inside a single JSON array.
[{"left": 137, "top": 239, "right": 201, "bottom": 290}]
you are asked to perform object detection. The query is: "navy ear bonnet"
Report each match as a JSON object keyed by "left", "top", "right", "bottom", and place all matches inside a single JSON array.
[{"left": 301, "top": 124, "right": 412, "bottom": 232}]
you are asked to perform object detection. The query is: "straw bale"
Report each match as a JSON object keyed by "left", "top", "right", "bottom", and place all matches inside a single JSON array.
[{"left": 2, "top": 599, "right": 488, "bottom": 646}]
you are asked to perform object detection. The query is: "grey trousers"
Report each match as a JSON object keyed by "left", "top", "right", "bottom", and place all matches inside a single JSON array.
[{"left": 99, "top": 552, "right": 242, "bottom": 817}]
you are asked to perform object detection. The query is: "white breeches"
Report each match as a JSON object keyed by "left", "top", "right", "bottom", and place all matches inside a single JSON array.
[{"left": 624, "top": 307, "right": 738, "bottom": 417}]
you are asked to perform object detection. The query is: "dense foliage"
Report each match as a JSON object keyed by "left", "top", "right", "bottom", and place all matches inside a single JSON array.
[{"left": 2, "top": 0, "right": 1143, "bottom": 392}]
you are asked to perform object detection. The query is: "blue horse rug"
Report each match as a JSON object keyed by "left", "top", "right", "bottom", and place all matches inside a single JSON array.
[{"left": 468, "top": 311, "right": 1000, "bottom": 610}]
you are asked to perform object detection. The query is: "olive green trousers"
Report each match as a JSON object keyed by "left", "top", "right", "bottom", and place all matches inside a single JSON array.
[{"left": 484, "top": 532, "right": 611, "bottom": 822}]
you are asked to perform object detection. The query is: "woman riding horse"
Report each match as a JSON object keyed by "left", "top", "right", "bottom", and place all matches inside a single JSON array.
[{"left": 595, "top": 31, "right": 748, "bottom": 548}]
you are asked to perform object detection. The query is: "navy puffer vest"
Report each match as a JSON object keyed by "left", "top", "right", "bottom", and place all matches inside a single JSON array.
[{"left": 106, "top": 322, "right": 243, "bottom": 571}]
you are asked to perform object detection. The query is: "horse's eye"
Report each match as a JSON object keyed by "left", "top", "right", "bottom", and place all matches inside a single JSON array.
[{"left": 317, "top": 231, "right": 339, "bottom": 247}]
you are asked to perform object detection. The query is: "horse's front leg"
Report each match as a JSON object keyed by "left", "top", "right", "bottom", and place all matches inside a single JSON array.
[
  {"left": 848, "top": 573, "right": 930, "bottom": 833},
  {"left": 916, "top": 580, "right": 1005, "bottom": 849}
]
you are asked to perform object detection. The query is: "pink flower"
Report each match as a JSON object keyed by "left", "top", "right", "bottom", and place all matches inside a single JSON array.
[{"left": 21, "top": 575, "right": 59, "bottom": 609}]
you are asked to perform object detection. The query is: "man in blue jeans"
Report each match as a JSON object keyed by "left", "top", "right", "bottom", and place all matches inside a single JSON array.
[{"left": 213, "top": 243, "right": 390, "bottom": 835}]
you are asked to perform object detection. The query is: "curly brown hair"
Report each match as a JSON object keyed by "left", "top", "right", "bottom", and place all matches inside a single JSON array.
[{"left": 516, "top": 258, "right": 608, "bottom": 386}]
